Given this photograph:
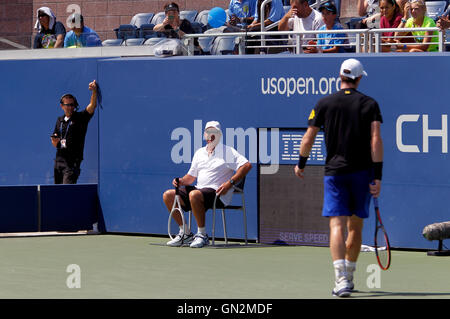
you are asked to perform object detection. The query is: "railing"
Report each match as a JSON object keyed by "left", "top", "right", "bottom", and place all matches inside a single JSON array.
[{"left": 183, "top": 27, "right": 449, "bottom": 55}]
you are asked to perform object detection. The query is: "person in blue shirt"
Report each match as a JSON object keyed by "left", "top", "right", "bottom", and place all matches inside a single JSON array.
[
  {"left": 64, "top": 13, "right": 102, "bottom": 48},
  {"left": 304, "top": 2, "right": 347, "bottom": 53},
  {"left": 228, "top": 0, "right": 257, "bottom": 27},
  {"left": 249, "top": 0, "right": 285, "bottom": 30}
]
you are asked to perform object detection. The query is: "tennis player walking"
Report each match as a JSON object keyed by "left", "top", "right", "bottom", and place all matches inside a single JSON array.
[{"left": 294, "top": 58, "right": 384, "bottom": 297}]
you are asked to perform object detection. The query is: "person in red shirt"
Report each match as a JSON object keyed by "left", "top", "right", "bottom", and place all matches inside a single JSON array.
[{"left": 379, "top": 0, "right": 402, "bottom": 51}]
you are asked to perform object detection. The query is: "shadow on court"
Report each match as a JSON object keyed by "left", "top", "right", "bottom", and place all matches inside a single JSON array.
[{"left": 351, "top": 290, "right": 450, "bottom": 298}]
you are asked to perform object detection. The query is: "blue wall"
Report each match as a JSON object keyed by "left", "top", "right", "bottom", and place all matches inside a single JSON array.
[
  {"left": 0, "top": 58, "right": 99, "bottom": 185},
  {"left": 1, "top": 53, "right": 449, "bottom": 249}
]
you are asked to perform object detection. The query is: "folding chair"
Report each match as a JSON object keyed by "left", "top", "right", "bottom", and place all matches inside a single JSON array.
[{"left": 212, "top": 177, "right": 247, "bottom": 246}]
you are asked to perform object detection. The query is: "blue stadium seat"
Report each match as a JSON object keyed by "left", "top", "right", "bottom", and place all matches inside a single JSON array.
[
  {"left": 102, "top": 39, "right": 123, "bottom": 46},
  {"left": 139, "top": 23, "right": 156, "bottom": 38},
  {"left": 211, "top": 36, "right": 236, "bottom": 55},
  {"left": 122, "top": 38, "right": 145, "bottom": 46},
  {"left": 130, "top": 13, "right": 155, "bottom": 28},
  {"left": 143, "top": 37, "right": 166, "bottom": 46},
  {"left": 151, "top": 12, "right": 166, "bottom": 25},
  {"left": 425, "top": 1, "right": 448, "bottom": 21},
  {"left": 180, "top": 10, "right": 198, "bottom": 23},
  {"left": 195, "top": 10, "right": 210, "bottom": 26},
  {"left": 116, "top": 24, "right": 138, "bottom": 39},
  {"left": 190, "top": 21, "right": 204, "bottom": 34}
]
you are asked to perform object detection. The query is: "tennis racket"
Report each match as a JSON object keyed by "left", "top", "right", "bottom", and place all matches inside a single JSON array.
[
  {"left": 373, "top": 197, "right": 391, "bottom": 270},
  {"left": 167, "top": 178, "right": 190, "bottom": 240}
]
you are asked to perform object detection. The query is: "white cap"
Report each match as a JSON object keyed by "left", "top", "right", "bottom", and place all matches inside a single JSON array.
[
  {"left": 339, "top": 58, "right": 368, "bottom": 80},
  {"left": 204, "top": 120, "right": 221, "bottom": 131}
]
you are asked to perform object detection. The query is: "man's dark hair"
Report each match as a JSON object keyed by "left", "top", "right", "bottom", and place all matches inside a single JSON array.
[
  {"left": 164, "top": 2, "right": 180, "bottom": 12},
  {"left": 340, "top": 76, "right": 358, "bottom": 84}
]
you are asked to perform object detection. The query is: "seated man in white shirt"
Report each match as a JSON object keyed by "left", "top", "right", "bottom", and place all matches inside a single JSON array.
[
  {"left": 278, "top": 0, "right": 324, "bottom": 49},
  {"left": 163, "top": 121, "right": 252, "bottom": 248}
]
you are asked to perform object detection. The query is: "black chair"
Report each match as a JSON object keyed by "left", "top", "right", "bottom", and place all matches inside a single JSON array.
[
  {"left": 212, "top": 177, "right": 247, "bottom": 246},
  {"left": 115, "top": 24, "right": 138, "bottom": 40},
  {"left": 139, "top": 23, "right": 156, "bottom": 39}
]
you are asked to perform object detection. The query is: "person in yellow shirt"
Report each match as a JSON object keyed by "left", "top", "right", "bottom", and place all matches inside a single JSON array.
[{"left": 394, "top": 0, "right": 439, "bottom": 52}]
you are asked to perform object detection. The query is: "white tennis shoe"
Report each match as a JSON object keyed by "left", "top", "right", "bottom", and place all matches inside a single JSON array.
[
  {"left": 190, "top": 233, "right": 209, "bottom": 248},
  {"left": 332, "top": 279, "right": 352, "bottom": 297},
  {"left": 167, "top": 231, "right": 194, "bottom": 247}
]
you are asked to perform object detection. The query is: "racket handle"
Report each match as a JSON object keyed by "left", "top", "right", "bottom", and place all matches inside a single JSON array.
[
  {"left": 175, "top": 177, "right": 180, "bottom": 195},
  {"left": 373, "top": 196, "right": 379, "bottom": 208}
]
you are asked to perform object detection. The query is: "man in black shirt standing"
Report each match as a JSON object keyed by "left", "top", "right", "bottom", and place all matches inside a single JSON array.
[
  {"left": 51, "top": 80, "right": 98, "bottom": 184},
  {"left": 294, "top": 59, "right": 383, "bottom": 297}
]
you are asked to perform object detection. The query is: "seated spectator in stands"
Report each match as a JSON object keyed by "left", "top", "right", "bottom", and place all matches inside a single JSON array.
[
  {"left": 228, "top": 0, "right": 257, "bottom": 28},
  {"left": 379, "top": 0, "right": 402, "bottom": 51},
  {"left": 64, "top": 13, "right": 102, "bottom": 48},
  {"left": 437, "top": 6, "right": 450, "bottom": 30},
  {"left": 396, "top": 0, "right": 408, "bottom": 16},
  {"left": 279, "top": 0, "right": 324, "bottom": 48},
  {"left": 304, "top": 2, "right": 347, "bottom": 53},
  {"left": 357, "top": 0, "right": 380, "bottom": 28},
  {"left": 153, "top": 2, "right": 195, "bottom": 38},
  {"left": 33, "top": 7, "right": 66, "bottom": 49},
  {"left": 395, "top": 0, "right": 439, "bottom": 52},
  {"left": 248, "top": 0, "right": 285, "bottom": 30}
]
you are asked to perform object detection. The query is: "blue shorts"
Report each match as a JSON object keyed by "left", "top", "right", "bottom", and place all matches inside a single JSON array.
[{"left": 322, "top": 170, "right": 372, "bottom": 219}]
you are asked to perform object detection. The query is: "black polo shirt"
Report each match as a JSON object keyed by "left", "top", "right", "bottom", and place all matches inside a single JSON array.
[
  {"left": 53, "top": 110, "right": 93, "bottom": 164},
  {"left": 308, "top": 88, "right": 383, "bottom": 176}
]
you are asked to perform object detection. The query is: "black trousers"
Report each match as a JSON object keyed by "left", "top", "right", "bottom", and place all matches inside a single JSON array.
[{"left": 54, "top": 159, "right": 81, "bottom": 184}]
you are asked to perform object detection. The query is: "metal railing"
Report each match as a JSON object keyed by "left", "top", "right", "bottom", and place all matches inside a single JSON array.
[{"left": 183, "top": 27, "right": 449, "bottom": 55}]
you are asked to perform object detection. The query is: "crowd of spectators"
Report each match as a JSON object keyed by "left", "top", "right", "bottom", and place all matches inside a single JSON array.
[{"left": 32, "top": 0, "right": 450, "bottom": 53}]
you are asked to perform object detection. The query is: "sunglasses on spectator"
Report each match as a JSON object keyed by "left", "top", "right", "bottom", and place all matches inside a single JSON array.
[
  {"left": 38, "top": 13, "right": 48, "bottom": 18},
  {"left": 61, "top": 103, "right": 76, "bottom": 107}
]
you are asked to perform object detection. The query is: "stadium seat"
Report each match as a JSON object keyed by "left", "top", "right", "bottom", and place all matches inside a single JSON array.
[
  {"left": 190, "top": 21, "right": 204, "bottom": 34},
  {"left": 115, "top": 24, "right": 138, "bottom": 39},
  {"left": 102, "top": 39, "right": 123, "bottom": 46},
  {"left": 211, "top": 177, "right": 248, "bottom": 245},
  {"left": 211, "top": 36, "right": 237, "bottom": 55},
  {"left": 143, "top": 37, "right": 165, "bottom": 46},
  {"left": 130, "top": 13, "right": 155, "bottom": 28},
  {"left": 151, "top": 12, "right": 166, "bottom": 25},
  {"left": 195, "top": 9, "right": 210, "bottom": 26},
  {"left": 425, "top": 1, "right": 448, "bottom": 21},
  {"left": 139, "top": 24, "right": 156, "bottom": 38},
  {"left": 122, "top": 38, "right": 145, "bottom": 46},
  {"left": 180, "top": 10, "right": 198, "bottom": 22}
]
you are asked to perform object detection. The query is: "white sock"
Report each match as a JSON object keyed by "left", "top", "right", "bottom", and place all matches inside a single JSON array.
[
  {"left": 333, "top": 259, "right": 347, "bottom": 283},
  {"left": 345, "top": 260, "right": 356, "bottom": 281},
  {"left": 179, "top": 225, "right": 191, "bottom": 234},
  {"left": 197, "top": 227, "right": 206, "bottom": 235}
]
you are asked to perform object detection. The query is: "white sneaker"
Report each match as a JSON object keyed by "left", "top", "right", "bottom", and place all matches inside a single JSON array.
[
  {"left": 332, "top": 279, "right": 352, "bottom": 297},
  {"left": 167, "top": 232, "right": 194, "bottom": 247},
  {"left": 190, "top": 233, "right": 209, "bottom": 248}
]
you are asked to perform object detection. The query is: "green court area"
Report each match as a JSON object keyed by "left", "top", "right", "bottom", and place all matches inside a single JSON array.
[{"left": 0, "top": 234, "right": 448, "bottom": 299}]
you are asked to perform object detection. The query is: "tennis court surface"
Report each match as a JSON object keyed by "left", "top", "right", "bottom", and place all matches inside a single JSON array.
[{"left": 0, "top": 234, "right": 448, "bottom": 299}]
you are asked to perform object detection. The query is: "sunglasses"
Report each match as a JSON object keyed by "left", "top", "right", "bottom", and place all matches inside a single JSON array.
[
  {"left": 38, "top": 14, "right": 48, "bottom": 18},
  {"left": 62, "top": 103, "right": 76, "bottom": 107}
]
